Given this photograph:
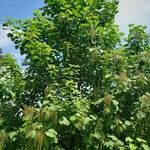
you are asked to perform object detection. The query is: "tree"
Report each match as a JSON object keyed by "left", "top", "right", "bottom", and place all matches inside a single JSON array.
[
  {"left": 0, "top": 53, "right": 24, "bottom": 149},
  {"left": 0, "top": 0, "right": 150, "bottom": 149}
]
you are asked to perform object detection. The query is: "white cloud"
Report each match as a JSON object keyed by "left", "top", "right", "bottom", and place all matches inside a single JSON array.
[
  {"left": 0, "top": 25, "right": 13, "bottom": 48},
  {"left": 116, "top": 0, "right": 150, "bottom": 33}
]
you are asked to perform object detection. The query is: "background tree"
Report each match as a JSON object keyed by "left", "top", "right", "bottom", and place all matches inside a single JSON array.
[{"left": 0, "top": 0, "right": 150, "bottom": 149}]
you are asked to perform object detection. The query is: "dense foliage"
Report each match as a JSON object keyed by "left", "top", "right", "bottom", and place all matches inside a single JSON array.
[{"left": 0, "top": 0, "right": 150, "bottom": 149}]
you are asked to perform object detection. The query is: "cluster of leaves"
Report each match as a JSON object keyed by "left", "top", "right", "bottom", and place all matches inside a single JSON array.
[{"left": 0, "top": 0, "right": 150, "bottom": 149}]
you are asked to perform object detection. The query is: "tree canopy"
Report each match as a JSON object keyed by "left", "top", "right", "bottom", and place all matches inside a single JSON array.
[{"left": 0, "top": 0, "right": 150, "bottom": 149}]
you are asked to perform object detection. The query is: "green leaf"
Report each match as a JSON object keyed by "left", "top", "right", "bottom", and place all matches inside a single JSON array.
[
  {"left": 9, "top": 91, "right": 16, "bottom": 100},
  {"left": 136, "top": 137, "right": 146, "bottom": 143},
  {"left": 83, "top": 117, "right": 91, "bottom": 125},
  {"left": 9, "top": 132, "right": 17, "bottom": 140},
  {"left": 59, "top": 116, "right": 70, "bottom": 126},
  {"left": 29, "top": 130, "right": 36, "bottom": 138},
  {"left": 129, "top": 143, "right": 137, "bottom": 150},
  {"left": 70, "top": 116, "right": 76, "bottom": 121},
  {"left": 142, "top": 144, "right": 150, "bottom": 150},
  {"left": 91, "top": 132, "right": 101, "bottom": 139},
  {"left": 108, "top": 135, "right": 118, "bottom": 141},
  {"left": 136, "top": 111, "right": 145, "bottom": 120},
  {"left": 125, "top": 121, "right": 131, "bottom": 126},
  {"left": 125, "top": 137, "right": 133, "bottom": 143},
  {"left": 45, "top": 129, "right": 58, "bottom": 143},
  {"left": 104, "top": 141, "right": 115, "bottom": 147}
]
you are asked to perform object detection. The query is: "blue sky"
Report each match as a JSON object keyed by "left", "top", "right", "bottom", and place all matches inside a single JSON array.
[
  {"left": 0, "top": 0, "right": 44, "bottom": 22},
  {"left": 0, "top": 0, "right": 150, "bottom": 64},
  {"left": 0, "top": 0, "right": 44, "bottom": 63},
  {"left": 116, "top": 0, "right": 150, "bottom": 34}
]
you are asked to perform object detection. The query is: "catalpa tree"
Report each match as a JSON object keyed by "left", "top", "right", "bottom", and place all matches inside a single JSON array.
[{"left": 0, "top": 0, "right": 150, "bottom": 149}]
